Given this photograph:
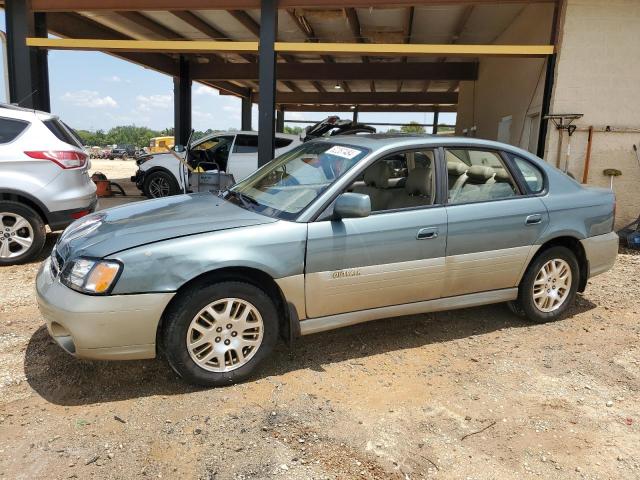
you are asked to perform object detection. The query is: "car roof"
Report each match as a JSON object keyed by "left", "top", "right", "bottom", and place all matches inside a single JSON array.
[
  {"left": 0, "top": 103, "right": 56, "bottom": 121},
  {"left": 313, "top": 133, "right": 542, "bottom": 161},
  {"left": 199, "top": 130, "right": 299, "bottom": 142}
]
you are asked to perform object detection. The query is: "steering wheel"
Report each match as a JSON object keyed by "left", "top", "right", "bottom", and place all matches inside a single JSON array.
[{"left": 280, "top": 175, "right": 300, "bottom": 186}]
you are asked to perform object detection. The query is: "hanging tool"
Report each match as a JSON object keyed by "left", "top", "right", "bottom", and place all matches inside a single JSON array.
[
  {"left": 544, "top": 114, "right": 583, "bottom": 174},
  {"left": 603, "top": 168, "right": 621, "bottom": 190},
  {"left": 581, "top": 126, "right": 594, "bottom": 183}
]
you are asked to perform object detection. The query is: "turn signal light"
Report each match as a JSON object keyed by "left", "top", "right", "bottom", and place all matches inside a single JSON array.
[
  {"left": 85, "top": 262, "right": 121, "bottom": 294},
  {"left": 25, "top": 150, "right": 87, "bottom": 169}
]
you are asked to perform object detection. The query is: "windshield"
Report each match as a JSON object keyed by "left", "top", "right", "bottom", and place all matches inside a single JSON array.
[{"left": 227, "top": 141, "right": 369, "bottom": 220}]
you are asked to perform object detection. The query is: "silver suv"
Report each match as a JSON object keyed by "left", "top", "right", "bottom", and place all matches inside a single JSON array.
[{"left": 0, "top": 104, "right": 97, "bottom": 265}]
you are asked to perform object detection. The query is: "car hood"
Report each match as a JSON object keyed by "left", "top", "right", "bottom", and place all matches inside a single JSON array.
[{"left": 55, "top": 193, "right": 277, "bottom": 260}]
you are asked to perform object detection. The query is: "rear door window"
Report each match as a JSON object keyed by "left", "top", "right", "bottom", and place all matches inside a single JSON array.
[
  {"left": 446, "top": 148, "right": 519, "bottom": 204},
  {"left": 233, "top": 134, "right": 259, "bottom": 153},
  {"left": 43, "top": 118, "right": 83, "bottom": 148},
  {"left": 0, "top": 117, "right": 29, "bottom": 143}
]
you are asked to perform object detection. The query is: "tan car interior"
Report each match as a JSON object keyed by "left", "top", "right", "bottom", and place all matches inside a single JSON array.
[
  {"left": 348, "top": 148, "right": 519, "bottom": 212},
  {"left": 349, "top": 150, "right": 435, "bottom": 211},
  {"left": 446, "top": 150, "right": 518, "bottom": 204}
]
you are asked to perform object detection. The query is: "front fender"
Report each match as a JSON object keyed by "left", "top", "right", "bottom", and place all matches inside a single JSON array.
[{"left": 108, "top": 221, "right": 308, "bottom": 294}]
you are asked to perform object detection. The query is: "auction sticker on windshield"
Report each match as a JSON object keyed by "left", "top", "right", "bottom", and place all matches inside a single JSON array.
[{"left": 325, "top": 145, "right": 362, "bottom": 160}]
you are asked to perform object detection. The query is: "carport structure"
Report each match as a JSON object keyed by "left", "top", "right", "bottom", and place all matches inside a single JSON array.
[{"left": 4, "top": 0, "right": 557, "bottom": 166}]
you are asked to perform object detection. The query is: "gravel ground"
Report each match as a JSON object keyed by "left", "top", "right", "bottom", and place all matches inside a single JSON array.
[{"left": 0, "top": 161, "right": 639, "bottom": 479}]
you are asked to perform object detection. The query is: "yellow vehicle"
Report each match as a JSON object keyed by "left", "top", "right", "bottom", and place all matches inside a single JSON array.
[{"left": 148, "top": 136, "right": 175, "bottom": 154}]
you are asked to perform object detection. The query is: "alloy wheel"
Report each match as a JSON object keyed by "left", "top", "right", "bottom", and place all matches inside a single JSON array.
[
  {"left": 532, "top": 258, "right": 572, "bottom": 313},
  {"left": 0, "top": 212, "right": 34, "bottom": 259},
  {"left": 148, "top": 177, "right": 171, "bottom": 197},
  {"left": 186, "top": 298, "right": 264, "bottom": 372}
]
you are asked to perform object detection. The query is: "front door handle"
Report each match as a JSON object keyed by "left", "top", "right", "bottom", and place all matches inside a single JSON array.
[
  {"left": 525, "top": 214, "right": 543, "bottom": 225},
  {"left": 417, "top": 227, "right": 439, "bottom": 240}
]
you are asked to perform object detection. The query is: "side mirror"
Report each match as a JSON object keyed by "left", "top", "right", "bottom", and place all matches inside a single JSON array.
[
  {"left": 174, "top": 144, "right": 186, "bottom": 153},
  {"left": 333, "top": 193, "right": 371, "bottom": 220}
]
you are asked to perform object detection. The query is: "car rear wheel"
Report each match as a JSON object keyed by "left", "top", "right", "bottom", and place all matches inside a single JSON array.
[
  {"left": 0, "top": 201, "right": 46, "bottom": 265},
  {"left": 162, "top": 281, "right": 279, "bottom": 387},
  {"left": 143, "top": 171, "right": 179, "bottom": 198},
  {"left": 510, "top": 246, "right": 579, "bottom": 323}
]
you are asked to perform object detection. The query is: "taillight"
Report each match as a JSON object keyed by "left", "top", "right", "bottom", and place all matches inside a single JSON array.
[{"left": 25, "top": 150, "right": 87, "bottom": 169}]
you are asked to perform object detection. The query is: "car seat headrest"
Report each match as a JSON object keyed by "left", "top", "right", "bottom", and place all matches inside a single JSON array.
[
  {"left": 363, "top": 162, "right": 391, "bottom": 188},
  {"left": 493, "top": 168, "right": 511, "bottom": 182},
  {"left": 467, "top": 165, "right": 495, "bottom": 183},
  {"left": 447, "top": 161, "right": 468, "bottom": 176},
  {"left": 405, "top": 167, "right": 431, "bottom": 196}
]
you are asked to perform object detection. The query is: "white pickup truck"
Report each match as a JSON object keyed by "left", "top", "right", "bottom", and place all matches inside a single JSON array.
[{"left": 132, "top": 131, "right": 300, "bottom": 198}]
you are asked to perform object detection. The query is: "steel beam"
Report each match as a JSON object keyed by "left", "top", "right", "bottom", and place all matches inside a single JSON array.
[
  {"left": 283, "top": 104, "right": 456, "bottom": 113},
  {"left": 253, "top": 92, "right": 458, "bottom": 105},
  {"left": 26, "top": 38, "right": 554, "bottom": 58},
  {"left": 174, "top": 55, "right": 192, "bottom": 148},
  {"left": 276, "top": 108, "right": 284, "bottom": 133},
  {"left": 191, "top": 61, "right": 478, "bottom": 81},
  {"left": 241, "top": 96, "right": 252, "bottom": 131},
  {"left": 257, "top": 0, "right": 277, "bottom": 167},
  {"left": 32, "top": 12, "right": 50, "bottom": 111},
  {"left": 32, "top": 1, "right": 557, "bottom": 12},
  {"left": 6, "top": 0, "right": 34, "bottom": 107}
]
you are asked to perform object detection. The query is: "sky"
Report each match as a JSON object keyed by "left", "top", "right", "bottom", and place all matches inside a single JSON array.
[{"left": 0, "top": 11, "right": 455, "bottom": 133}]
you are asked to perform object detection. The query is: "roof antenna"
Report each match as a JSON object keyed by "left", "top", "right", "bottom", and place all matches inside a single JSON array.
[{"left": 14, "top": 89, "right": 39, "bottom": 109}]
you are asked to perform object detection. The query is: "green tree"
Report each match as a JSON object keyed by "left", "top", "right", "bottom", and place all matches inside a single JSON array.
[
  {"left": 400, "top": 122, "right": 426, "bottom": 134},
  {"left": 284, "top": 125, "right": 304, "bottom": 135},
  {"left": 436, "top": 124, "right": 455, "bottom": 133}
]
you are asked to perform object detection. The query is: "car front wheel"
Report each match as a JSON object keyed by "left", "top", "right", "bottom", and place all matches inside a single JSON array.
[
  {"left": 0, "top": 201, "right": 46, "bottom": 265},
  {"left": 143, "top": 171, "right": 179, "bottom": 198},
  {"left": 510, "top": 246, "right": 579, "bottom": 323},
  {"left": 162, "top": 281, "right": 279, "bottom": 387}
]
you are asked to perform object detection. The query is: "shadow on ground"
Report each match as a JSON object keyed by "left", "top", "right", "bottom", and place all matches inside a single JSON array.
[{"left": 24, "top": 296, "right": 596, "bottom": 406}]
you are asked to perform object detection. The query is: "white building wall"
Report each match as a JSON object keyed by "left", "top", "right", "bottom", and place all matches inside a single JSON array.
[
  {"left": 455, "top": 4, "right": 555, "bottom": 152},
  {"left": 546, "top": 0, "right": 640, "bottom": 229}
]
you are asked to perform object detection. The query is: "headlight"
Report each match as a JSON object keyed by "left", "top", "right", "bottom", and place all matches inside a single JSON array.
[{"left": 60, "top": 258, "right": 122, "bottom": 295}]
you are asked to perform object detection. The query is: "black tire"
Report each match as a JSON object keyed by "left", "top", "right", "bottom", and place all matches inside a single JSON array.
[
  {"left": 143, "top": 170, "right": 179, "bottom": 198},
  {"left": 512, "top": 246, "right": 579, "bottom": 323},
  {"left": 0, "top": 201, "right": 46, "bottom": 266},
  {"left": 162, "top": 281, "right": 279, "bottom": 387}
]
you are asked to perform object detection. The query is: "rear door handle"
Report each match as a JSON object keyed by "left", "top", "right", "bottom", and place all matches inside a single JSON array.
[
  {"left": 525, "top": 214, "right": 543, "bottom": 225},
  {"left": 417, "top": 227, "right": 439, "bottom": 240}
]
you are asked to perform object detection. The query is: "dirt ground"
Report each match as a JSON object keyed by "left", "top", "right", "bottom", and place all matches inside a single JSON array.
[{"left": 1, "top": 160, "right": 639, "bottom": 480}]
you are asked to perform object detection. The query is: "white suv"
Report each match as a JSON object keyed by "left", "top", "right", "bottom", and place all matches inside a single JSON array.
[
  {"left": 0, "top": 104, "right": 97, "bottom": 265},
  {"left": 132, "top": 131, "right": 300, "bottom": 198}
]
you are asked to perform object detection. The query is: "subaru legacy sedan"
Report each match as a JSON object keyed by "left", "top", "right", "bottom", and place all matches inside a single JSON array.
[{"left": 36, "top": 135, "right": 618, "bottom": 386}]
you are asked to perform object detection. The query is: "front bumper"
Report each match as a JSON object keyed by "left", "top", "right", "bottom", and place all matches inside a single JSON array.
[
  {"left": 131, "top": 169, "right": 145, "bottom": 191},
  {"left": 36, "top": 258, "right": 174, "bottom": 360},
  {"left": 581, "top": 231, "right": 619, "bottom": 278}
]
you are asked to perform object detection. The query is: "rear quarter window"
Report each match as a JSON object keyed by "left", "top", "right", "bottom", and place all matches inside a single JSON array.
[
  {"left": 507, "top": 153, "right": 545, "bottom": 193},
  {"left": 43, "top": 118, "right": 83, "bottom": 148},
  {"left": 0, "top": 117, "right": 29, "bottom": 144}
]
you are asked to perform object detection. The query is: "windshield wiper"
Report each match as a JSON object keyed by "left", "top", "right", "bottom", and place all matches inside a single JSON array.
[{"left": 228, "top": 190, "right": 259, "bottom": 209}]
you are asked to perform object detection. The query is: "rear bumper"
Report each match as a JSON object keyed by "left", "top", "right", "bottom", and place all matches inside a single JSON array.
[
  {"left": 36, "top": 258, "right": 174, "bottom": 360},
  {"left": 47, "top": 198, "right": 98, "bottom": 231},
  {"left": 581, "top": 231, "right": 618, "bottom": 278}
]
